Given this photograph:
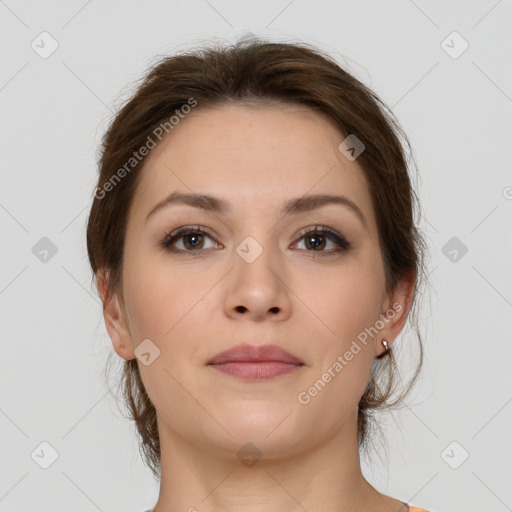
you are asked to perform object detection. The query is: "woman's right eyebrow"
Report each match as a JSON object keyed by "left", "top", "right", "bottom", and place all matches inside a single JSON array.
[
  {"left": 145, "top": 191, "right": 229, "bottom": 221},
  {"left": 145, "top": 191, "right": 367, "bottom": 230}
]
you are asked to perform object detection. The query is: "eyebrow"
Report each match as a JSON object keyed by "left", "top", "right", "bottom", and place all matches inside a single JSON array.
[{"left": 145, "top": 191, "right": 367, "bottom": 228}]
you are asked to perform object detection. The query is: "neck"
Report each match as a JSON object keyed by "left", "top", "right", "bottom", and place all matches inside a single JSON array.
[{"left": 151, "top": 412, "right": 384, "bottom": 512}]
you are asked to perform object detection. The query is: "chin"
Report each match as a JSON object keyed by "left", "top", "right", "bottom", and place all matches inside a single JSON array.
[
  {"left": 213, "top": 411, "right": 307, "bottom": 447},
  {"left": 206, "top": 428, "right": 307, "bottom": 463}
]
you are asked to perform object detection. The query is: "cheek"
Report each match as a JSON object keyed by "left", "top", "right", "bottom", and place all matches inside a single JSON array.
[
  {"left": 121, "top": 250, "right": 185, "bottom": 341},
  {"left": 306, "top": 258, "right": 385, "bottom": 342},
  {"left": 122, "top": 251, "right": 217, "bottom": 353},
  {"left": 295, "top": 254, "right": 383, "bottom": 404},
  {"left": 124, "top": 276, "right": 169, "bottom": 340},
  {"left": 297, "top": 270, "right": 379, "bottom": 422}
]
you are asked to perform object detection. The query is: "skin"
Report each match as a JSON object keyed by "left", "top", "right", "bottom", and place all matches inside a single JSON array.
[{"left": 99, "top": 103, "right": 415, "bottom": 512}]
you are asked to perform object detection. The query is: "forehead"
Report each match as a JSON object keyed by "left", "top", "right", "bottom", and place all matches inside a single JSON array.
[{"left": 129, "top": 103, "right": 375, "bottom": 229}]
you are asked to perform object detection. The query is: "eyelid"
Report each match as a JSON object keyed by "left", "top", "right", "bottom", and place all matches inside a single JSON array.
[
  {"left": 166, "top": 224, "right": 213, "bottom": 239},
  {"left": 160, "top": 224, "right": 351, "bottom": 254},
  {"left": 161, "top": 225, "right": 220, "bottom": 249},
  {"left": 292, "top": 225, "right": 351, "bottom": 251}
]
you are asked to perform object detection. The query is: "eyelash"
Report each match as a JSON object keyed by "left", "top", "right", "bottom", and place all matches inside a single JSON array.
[{"left": 159, "top": 225, "right": 351, "bottom": 256}]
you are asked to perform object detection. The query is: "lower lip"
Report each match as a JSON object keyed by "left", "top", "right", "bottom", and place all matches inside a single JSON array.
[{"left": 209, "top": 361, "right": 304, "bottom": 380}]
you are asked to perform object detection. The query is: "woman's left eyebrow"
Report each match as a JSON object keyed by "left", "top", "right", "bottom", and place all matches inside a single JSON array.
[{"left": 145, "top": 191, "right": 367, "bottom": 230}]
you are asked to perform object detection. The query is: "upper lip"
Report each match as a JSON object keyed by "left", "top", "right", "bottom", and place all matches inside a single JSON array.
[{"left": 207, "top": 344, "right": 304, "bottom": 365}]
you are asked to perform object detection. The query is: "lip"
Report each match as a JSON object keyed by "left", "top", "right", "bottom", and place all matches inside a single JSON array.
[
  {"left": 207, "top": 344, "right": 305, "bottom": 381},
  {"left": 207, "top": 344, "right": 304, "bottom": 365},
  {"left": 209, "top": 361, "right": 303, "bottom": 380}
]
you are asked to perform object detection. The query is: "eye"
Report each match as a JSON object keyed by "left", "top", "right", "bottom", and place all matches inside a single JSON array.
[
  {"left": 159, "top": 225, "right": 351, "bottom": 255},
  {"left": 293, "top": 226, "right": 351, "bottom": 254},
  {"left": 160, "top": 225, "right": 221, "bottom": 253}
]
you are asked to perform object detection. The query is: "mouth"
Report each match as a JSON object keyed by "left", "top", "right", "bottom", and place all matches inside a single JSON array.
[
  {"left": 208, "top": 361, "right": 304, "bottom": 380},
  {"left": 206, "top": 344, "right": 305, "bottom": 381}
]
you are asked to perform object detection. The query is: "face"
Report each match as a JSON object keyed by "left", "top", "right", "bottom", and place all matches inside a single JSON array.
[{"left": 102, "top": 103, "right": 411, "bottom": 458}]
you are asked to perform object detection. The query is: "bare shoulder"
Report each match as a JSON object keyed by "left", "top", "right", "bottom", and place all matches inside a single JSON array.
[{"left": 408, "top": 507, "right": 433, "bottom": 512}]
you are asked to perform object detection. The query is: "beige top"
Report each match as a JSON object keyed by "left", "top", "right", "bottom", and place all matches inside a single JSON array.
[{"left": 144, "top": 505, "right": 433, "bottom": 511}]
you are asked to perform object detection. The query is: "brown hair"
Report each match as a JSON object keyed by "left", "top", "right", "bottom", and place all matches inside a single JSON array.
[{"left": 86, "top": 37, "right": 429, "bottom": 478}]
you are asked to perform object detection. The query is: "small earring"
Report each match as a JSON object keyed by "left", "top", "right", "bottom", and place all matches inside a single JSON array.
[{"left": 382, "top": 340, "right": 389, "bottom": 353}]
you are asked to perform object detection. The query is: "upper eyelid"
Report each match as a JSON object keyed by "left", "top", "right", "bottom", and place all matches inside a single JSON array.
[
  {"left": 164, "top": 225, "right": 348, "bottom": 246},
  {"left": 167, "top": 224, "right": 342, "bottom": 237}
]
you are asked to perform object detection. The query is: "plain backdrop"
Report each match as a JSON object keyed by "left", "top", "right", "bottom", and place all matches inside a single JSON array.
[{"left": 1, "top": 1, "right": 511, "bottom": 511}]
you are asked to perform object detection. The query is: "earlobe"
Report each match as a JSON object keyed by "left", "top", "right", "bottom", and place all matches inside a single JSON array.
[
  {"left": 97, "top": 269, "right": 135, "bottom": 361},
  {"left": 376, "top": 272, "right": 416, "bottom": 357}
]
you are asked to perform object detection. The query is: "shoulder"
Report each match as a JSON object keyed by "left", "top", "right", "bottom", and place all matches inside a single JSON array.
[{"left": 409, "top": 507, "right": 433, "bottom": 512}]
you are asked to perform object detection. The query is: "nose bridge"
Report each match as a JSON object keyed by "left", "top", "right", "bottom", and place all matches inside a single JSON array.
[{"left": 234, "top": 231, "right": 279, "bottom": 287}]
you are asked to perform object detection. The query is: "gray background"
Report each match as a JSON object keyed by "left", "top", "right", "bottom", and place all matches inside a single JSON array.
[{"left": 1, "top": 1, "right": 511, "bottom": 511}]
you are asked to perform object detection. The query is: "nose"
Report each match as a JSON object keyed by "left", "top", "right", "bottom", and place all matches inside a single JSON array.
[{"left": 223, "top": 241, "right": 292, "bottom": 322}]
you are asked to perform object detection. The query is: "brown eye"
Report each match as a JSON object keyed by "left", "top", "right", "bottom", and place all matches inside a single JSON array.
[
  {"left": 181, "top": 232, "right": 205, "bottom": 250},
  {"left": 295, "top": 227, "right": 351, "bottom": 253},
  {"left": 304, "top": 232, "right": 327, "bottom": 251},
  {"left": 161, "top": 226, "right": 220, "bottom": 253}
]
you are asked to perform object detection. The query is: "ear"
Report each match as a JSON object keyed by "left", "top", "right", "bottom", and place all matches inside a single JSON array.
[
  {"left": 97, "top": 269, "right": 135, "bottom": 361},
  {"left": 375, "top": 270, "right": 416, "bottom": 358}
]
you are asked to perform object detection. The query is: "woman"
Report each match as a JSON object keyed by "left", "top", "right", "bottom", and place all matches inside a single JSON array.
[{"left": 87, "top": 38, "right": 432, "bottom": 512}]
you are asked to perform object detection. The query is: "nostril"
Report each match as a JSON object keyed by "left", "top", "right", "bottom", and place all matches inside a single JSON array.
[{"left": 235, "top": 305, "right": 247, "bottom": 313}]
